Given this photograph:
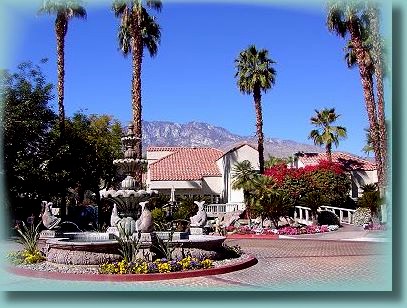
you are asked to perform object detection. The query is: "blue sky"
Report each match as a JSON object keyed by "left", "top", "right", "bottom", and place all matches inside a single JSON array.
[{"left": 2, "top": 0, "right": 391, "bottom": 157}]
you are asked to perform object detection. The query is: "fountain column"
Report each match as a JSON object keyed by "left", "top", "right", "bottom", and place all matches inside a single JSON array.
[{"left": 101, "top": 123, "right": 156, "bottom": 226}]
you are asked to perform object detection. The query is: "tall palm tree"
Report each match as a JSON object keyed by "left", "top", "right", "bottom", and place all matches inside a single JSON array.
[
  {"left": 39, "top": 0, "right": 86, "bottom": 219},
  {"left": 235, "top": 45, "right": 276, "bottom": 174},
  {"left": 365, "top": 3, "right": 387, "bottom": 186},
  {"left": 327, "top": 0, "right": 385, "bottom": 189},
  {"left": 112, "top": 0, "right": 161, "bottom": 186},
  {"left": 308, "top": 108, "right": 347, "bottom": 161},
  {"left": 39, "top": 0, "right": 87, "bottom": 139}
]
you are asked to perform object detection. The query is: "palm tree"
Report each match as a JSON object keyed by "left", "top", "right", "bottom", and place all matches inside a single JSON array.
[
  {"left": 39, "top": 0, "right": 86, "bottom": 219},
  {"left": 308, "top": 108, "right": 347, "bottom": 161},
  {"left": 112, "top": 0, "right": 161, "bottom": 186},
  {"left": 39, "top": 0, "right": 87, "bottom": 139},
  {"left": 235, "top": 45, "right": 277, "bottom": 174},
  {"left": 365, "top": 3, "right": 387, "bottom": 186},
  {"left": 231, "top": 160, "right": 258, "bottom": 226},
  {"left": 327, "top": 0, "right": 385, "bottom": 190}
]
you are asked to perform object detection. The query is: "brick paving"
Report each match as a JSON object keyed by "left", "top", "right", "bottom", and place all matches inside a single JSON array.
[{"left": 1, "top": 236, "right": 391, "bottom": 291}]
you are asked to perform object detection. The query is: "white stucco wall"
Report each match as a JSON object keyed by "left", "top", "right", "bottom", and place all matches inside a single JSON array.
[
  {"left": 217, "top": 144, "right": 259, "bottom": 204},
  {"left": 146, "top": 150, "right": 175, "bottom": 164}
]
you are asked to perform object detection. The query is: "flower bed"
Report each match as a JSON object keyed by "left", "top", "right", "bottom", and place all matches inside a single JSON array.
[
  {"left": 99, "top": 256, "right": 213, "bottom": 274},
  {"left": 225, "top": 224, "right": 339, "bottom": 236},
  {"left": 363, "top": 223, "right": 386, "bottom": 231}
]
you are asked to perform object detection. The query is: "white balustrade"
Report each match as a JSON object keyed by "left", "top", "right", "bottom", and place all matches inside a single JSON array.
[{"left": 294, "top": 205, "right": 356, "bottom": 225}]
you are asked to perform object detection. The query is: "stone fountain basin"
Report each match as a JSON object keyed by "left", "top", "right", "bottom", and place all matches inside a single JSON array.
[
  {"left": 45, "top": 232, "right": 122, "bottom": 265},
  {"left": 44, "top": 232, "right": 227, "bottom": 265}
]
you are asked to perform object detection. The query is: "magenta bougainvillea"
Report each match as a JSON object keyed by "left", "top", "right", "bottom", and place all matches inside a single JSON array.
[{"left": 263, "top": 160, "right": 351, "bottom": 207}]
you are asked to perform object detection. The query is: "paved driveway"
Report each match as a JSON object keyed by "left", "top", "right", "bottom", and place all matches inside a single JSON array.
[{"left": 0, "top": 238, "right": 391, "bottom": 291}]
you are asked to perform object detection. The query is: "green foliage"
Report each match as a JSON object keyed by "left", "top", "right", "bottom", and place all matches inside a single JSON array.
[
  {"left": 151, "top": 207, "right": 167, "bottom": 231},
  {"left": 98, "top": 256, "right": 213, "bottom": 275},
  {"left": 308, "top": 108, "right": 347, "bottom": 159},
  {"left": 317, "top": 210, "right": 340, "bottom": 226},
  {"left": 264, "top": 155, "right": 294, "bottom": 168},
  {"left": 15, "top": 221, "right": 42, "bottom": 254},
  {"left": 300, "top": 191, "right": 324, "bottom": 220},
  {"left": 7, "top": 250, "right": 45, "bottom": 265},
  {"left": 221, "top": 244, "right": 243, "bottom": 258},
  {"left": 234, "top": 45, "right": 276, "bottom": 95},
  {"left": 2, "top": 61, "right": 56, "bottom": 203},
  {"left": 248, "top": 176, "right": 291, "bottom": 228},
  {"left": 358, "top": 188, "right": 381, "bottom": 215},
  {"left": 115, "top": 226, "right": 142, "bottom": 263},
  {"left": 10, "top": 220, "right": 45, "bottom": 264},
  {"left": 152, "top": 228, "right": 177, "bottom": 260}
]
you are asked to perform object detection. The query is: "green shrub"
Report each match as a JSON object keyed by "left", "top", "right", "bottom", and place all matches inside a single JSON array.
[
  {"left": 151, "top": 207, "right": 167, "bottom": 231},
  {"left": 358, "top": 190, "right": 381, "bottom": 215},
  {"left": 299, "top": 191, "right": 324, "bottom": 221},
  {"left": 317, "top": 210, "right": 340, "bottom": 226}
]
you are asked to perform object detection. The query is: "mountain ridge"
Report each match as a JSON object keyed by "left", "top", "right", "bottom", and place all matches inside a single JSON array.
[{"left": 141, "top": 120, "right": 323, "bottom": 158}]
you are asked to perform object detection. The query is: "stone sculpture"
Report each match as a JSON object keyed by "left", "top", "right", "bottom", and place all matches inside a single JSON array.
[
  {"left": 110, "top": 203, "right": 121, "bottom": 227},
  {"left": 117, "top": 217, "right": 137, "bottom": 237},
  {"left": 135, "top": 201, "right": 153, "bottom": 233},
  {"left": 40, "top": 201, "right": 61, "bottom": 230},
  {"left": 190, "top": 201, "right": 207, "bottom": 227}
]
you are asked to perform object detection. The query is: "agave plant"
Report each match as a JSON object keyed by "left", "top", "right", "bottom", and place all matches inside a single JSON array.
[{"left": 15, "top": 221, "right": 42, "bottom": 255}]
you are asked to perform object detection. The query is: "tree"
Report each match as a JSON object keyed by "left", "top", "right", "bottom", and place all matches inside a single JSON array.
[
  {"left": 365, "top": 2, "right": 388, "bottom": 187},
  {"left": 248, "top": 175, "right": 291, "bottom": 228},
  {"left": 235, "top": 45, "right": 277, "bottom": 174},
  {"left": 327, "top": 0, "right": 385, "bottom": 191},
  {"left": 231, "top": 160, "right": 258, "bottom": 226},
  {"left": 112, "top": 0, "right": 162, "bottom": 185},
  {"left": 38, "top": 0, "right": 87, "bottom": 139},
  {"left": 39, "top": 0, "right": 87, "bottom": 218},
  {"left": 1, "top": 61, "right": 56, "bottom": 220},
  {"left": 264, "top": 155, "right": 294, "bottom": 168},
  {"left": 308, "top": 108, "right": 347, "bottom": 161}
]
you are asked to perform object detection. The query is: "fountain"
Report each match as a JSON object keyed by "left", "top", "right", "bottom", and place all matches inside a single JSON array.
[
  {"left": 38, "top": 122, "right": 227, "bottom": 265},
  {"left": 101, "top": 123, "right": 156, "bottom": 223}
]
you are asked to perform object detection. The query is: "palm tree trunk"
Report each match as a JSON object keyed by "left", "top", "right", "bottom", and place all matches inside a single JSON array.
[
  {"left": 368, "top": 6, "right": 387, "bottom": 190},
  {"left": 131, "top": 11, "right": 143, "bottom": 187},
  {"left": 348, "top": 23, "right": 384, "bottom": 189},
  {"left": 326, "top": 143, "right": 332, "bottom": 162},
  {"left": 56, "top": 16, "right": 66, "bottom": 138},
  {"left": 253, "top": 86, "right": 265, "bottom": 174},
  {"left": 56, "top": 15, "right": 67, "bottom": 219}
]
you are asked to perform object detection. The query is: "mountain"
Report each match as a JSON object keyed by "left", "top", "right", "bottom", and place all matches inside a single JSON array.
[{"left": 141, "top": 120, "right": 323, "bottom": 158}]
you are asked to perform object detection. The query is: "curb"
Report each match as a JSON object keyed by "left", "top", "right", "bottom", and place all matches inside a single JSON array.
[{"left": 6, "top": 255, "right": 258, "bottom": 282}]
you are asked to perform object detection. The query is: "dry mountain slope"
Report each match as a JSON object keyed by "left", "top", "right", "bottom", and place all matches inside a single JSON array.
[{"left": 141, "top": 120, "right": 323, "bottom": 158}]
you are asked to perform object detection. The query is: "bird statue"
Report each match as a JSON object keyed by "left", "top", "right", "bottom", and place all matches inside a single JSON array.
[
  {"left": 135, "top": 201, "right": 153, "bottom": 233},
  {"left": 40, "top": 201, "right": 61, "bottom": 230},
  {"left": 110, "top": 203, "right": 121, "bottom": 227}
]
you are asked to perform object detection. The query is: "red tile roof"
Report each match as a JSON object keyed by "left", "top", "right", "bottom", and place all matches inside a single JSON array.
[
  {"left": 297, "top": 152, "right": 376, "bottom": 171},
  {"left": 149, "top": 147, "right": 224, "bottom": 181},
  {"left": 147, "top": 147, "right": 184, "bottom": 152}
]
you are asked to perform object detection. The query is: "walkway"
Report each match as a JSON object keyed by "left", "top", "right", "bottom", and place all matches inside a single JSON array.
[{"left": 0, "top": 226, "right": 391, "bottom": 291}]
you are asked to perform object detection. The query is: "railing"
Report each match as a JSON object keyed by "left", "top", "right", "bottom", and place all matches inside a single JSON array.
[
  {"left": 204, "top": 203, "right": 245, "bottom": 217},
  {"left": 319, "top": 205, "right": 356, "bottom": 225},
  {"left": 294, "top": 205, "right": 356, "bottom": 225}
]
